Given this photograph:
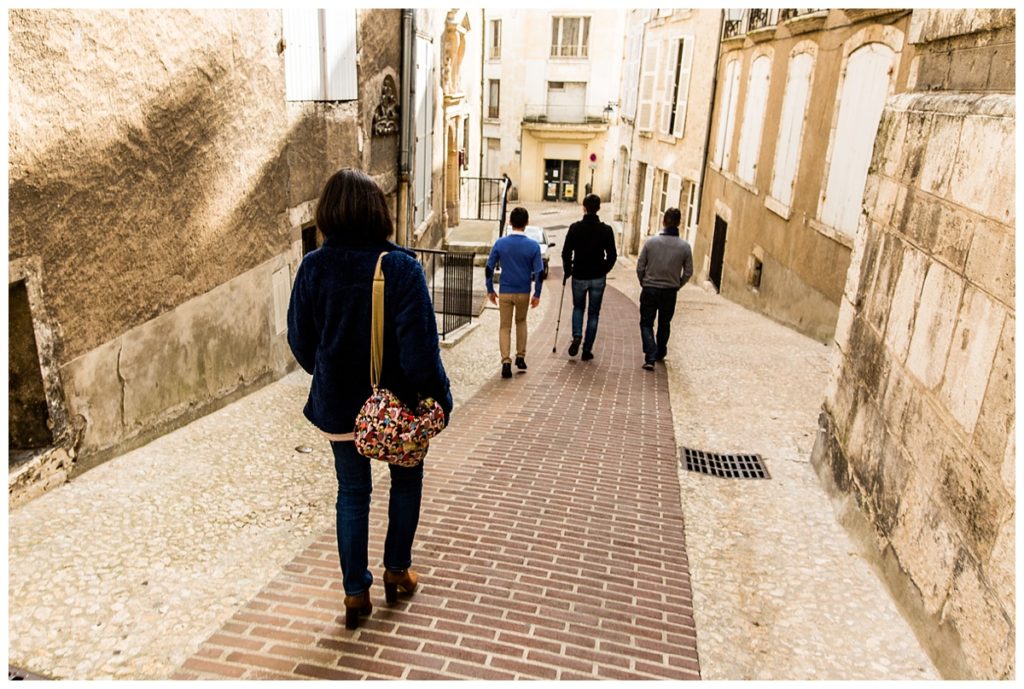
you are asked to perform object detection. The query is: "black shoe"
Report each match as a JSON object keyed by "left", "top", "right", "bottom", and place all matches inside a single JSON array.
[
  {"left": 501, "top": 363, "right": 512, "bottom": 379},
  {"left": 581, "top": 351, "right": 594, "bottom": 362},
  {"left": 515, "top": 356, "right": 527, "bottom": 370},
  {"left": 642, "top": 362, "right": 655, "bottom": 371},
  {"left": 656, "top": 353, "right": 667, "bottom": 362},
  {"left": 567, "top": 337, "right": 582, "bottom": 357}
]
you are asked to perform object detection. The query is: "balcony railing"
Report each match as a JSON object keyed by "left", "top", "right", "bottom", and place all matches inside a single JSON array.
[
  {"left": 747, "top": 9, "right": 776, "bottom": 31},
  {"left": 522, "top": 103, "right": 610, "bottom": 125},
  {"left": 723, "top": 17, "right": 744, "bottom": 39},
  {"left": 779, "top": 8, "right": 821, "bottom": 22}
]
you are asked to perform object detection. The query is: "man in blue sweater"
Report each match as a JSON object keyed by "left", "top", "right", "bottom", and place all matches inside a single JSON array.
[{"left": 486, "top": 207, "right": 544, "bottom": 379}]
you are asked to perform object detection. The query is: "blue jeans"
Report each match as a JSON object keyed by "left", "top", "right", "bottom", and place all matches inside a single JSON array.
[
  {"left": 571, "top": 277, "right": 607, "bottom": 353},
  {"left": 331, "top": 441, "right": 424, "bottom": 596},
  {"left": 639, "top": 286, "right": 678, "bottom": 364}
]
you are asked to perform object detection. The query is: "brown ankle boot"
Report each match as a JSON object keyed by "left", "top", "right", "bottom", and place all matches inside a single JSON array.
[
  {"left": 383, "top": 568, "right": 419, "bottom": 605},
  {"left": 343, "top": 590, "right": 372, "bottom": 630}
]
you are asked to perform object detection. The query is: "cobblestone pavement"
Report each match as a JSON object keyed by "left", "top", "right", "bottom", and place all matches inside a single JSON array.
[
  {"left": 7, "top": 200, "right": 937, "bottom": 680},
  {"left": 608, "top": 260, "right": 939, "bottom": 680}
]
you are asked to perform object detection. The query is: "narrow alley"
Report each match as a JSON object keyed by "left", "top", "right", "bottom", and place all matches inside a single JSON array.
[{"left": 8, "top": 203, "right": 936, "bottom": 680}]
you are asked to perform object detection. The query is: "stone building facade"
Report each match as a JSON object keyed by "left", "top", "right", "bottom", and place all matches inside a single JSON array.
[
  {"left": 8, "top": 9, "right": 410, "bottom": 500},
  {"left": 811, "top": 8, "right": 1015, "bottom": 679},
  {"left": 694, "top": 9, "right": 914, "bottom": 342},
  {"left": 611, "top": 9, "right": 721, "bottom": 256},
  {"left": 481, "top": 9, "right": 625, "bottom": 204}
]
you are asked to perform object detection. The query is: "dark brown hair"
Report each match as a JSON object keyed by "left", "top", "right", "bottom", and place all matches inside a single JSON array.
[
  {"left": 315, "top": 168, "right": 394, "bottom": 241},
  {"left": 663, "top": 207, "right": 682, "bottom": 228},
  {"left": 583, "top": 194, "right": 601, "bottom": 214},
  {"left": 509, "top": 206, "right": 529, "bottom": 229}
]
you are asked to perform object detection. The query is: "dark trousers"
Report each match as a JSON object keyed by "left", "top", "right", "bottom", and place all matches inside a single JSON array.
[
  {"left": 639, "top": 286, "right": 678, "bottom": 364},
  {"left": 331, "top": 441, "right": 424, "bottom": 596}
]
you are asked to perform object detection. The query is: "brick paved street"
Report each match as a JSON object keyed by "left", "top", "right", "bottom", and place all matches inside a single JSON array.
[{"left": 173, "top": 269, "right": 701, "bottom": 680}]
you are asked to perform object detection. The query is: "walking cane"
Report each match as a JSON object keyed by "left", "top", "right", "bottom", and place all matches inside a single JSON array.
[{"left": 552, "top": 274, "right": 568, "bottom": 353}]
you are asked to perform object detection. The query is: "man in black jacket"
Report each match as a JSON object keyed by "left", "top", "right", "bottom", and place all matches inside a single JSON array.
[{"left": 561, "top": 194, "right": 618, "bottom": 361}]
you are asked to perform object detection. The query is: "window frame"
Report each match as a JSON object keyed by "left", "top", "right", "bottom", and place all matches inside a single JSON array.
[
  {"left": 487, "top": 79, "right": 501, "bottom": 119},
  {"left": 550, "top": 15, "right": 591, "bottom": 58},
  {"left": 490, "top": 18, "right": 502, "bottom": 59}
]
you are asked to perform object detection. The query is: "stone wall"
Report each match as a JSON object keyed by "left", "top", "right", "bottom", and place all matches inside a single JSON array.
[
  {"left": 8, "top": 9, "right": 402, "bottom": 479},
  {"left": 811, "top": 8, "right": 1015, "bottom": 679}
]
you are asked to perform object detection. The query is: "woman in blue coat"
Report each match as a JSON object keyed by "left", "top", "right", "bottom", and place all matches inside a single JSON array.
[{"left": 287, "top": 168, "right": 453, "bottom": 629}]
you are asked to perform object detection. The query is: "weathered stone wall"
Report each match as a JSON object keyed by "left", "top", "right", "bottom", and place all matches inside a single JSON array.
[
  {"left": 811, "top": 8, "right": 1015, "bottom": 679},
  {"left": 9, "top": 9, "right": 402, "bottom": 476}
]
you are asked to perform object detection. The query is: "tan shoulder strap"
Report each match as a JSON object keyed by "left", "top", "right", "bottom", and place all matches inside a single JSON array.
[{"left": 370, "top": 252, "right": 386, "bottom": 389}]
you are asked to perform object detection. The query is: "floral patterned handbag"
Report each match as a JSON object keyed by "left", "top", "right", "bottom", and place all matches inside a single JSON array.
[{"left": 353, "top": 253, "right": 445, "bottom": 467}]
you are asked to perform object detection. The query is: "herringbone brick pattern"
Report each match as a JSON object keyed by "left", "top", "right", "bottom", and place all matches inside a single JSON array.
[{"left": 175, "top": 273, "right": 699, "bottom": 679}]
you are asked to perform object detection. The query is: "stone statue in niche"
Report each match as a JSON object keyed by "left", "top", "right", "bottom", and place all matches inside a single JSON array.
[{"left": 372, "top": 75, "right": 399, "bottom": 137}]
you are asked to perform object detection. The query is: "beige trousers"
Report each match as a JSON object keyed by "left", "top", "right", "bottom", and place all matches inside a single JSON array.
[{"left": 498, "top": 292, "right": 530, "bottom": 363}]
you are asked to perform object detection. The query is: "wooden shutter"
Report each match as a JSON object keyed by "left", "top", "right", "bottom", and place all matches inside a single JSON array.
[
  {"left": 737, "top": 55, "right": 771, "bottom": 185},
  {"left": 637, "top": 42, "right": 660, "bottom": 132},
  {"left": 770, "top": 52, "right": 814, "bottom": 207},
  {"left": 672, "top": 36, "right": 694, "bottom": 138},
  {"left": 657, "top": 39, "right": 676, "bottom": 135},
  {"left": 667, "top": 174, "right": 682, "bottom": 213},
  {"left": 322, "top": 8, "right": 358, "bottom": 100},
  {"left": 820, "top": 44, "right": 895, "bottom": 235},
  {"left": 283, "top": 9, "right": 322, "bottom": 101}
]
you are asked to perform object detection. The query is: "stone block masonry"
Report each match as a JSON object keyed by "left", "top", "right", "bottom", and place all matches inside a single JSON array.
[
  {"left": 812, "top": 10, "right": 1014, "bottom": 679},
  {"left": 176, "top": 273, "right": 702, "bottom": 680}
]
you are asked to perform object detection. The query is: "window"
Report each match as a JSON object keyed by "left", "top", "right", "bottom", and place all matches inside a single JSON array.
[
  {"left": 712, "top": 58, "right": 741, "bottom": 169},
  {"left": 551, "top": 16, "right": 590, "bottom": 58},
  {"left": 820, "top": 43, "right": 897, "bottom": 236},
  {"left": 769, "top": 51, "right": 814, "bottom": 211},
  {"left": 737, "top": 54, "right": 772, "bottom": 185},
  {"left": 490, "top": 19, "right": 501, "bottom": 59},
  {"left": 659, "top": 171, "right": 670, "bottom": 213},
  {"left": 683, "top": 179, "right": 698, "bottom": 237},
  {"left": 282, "top": 9, "right": 357, "bottom": 101},
  {"left": 414, "top": 37, "right": 434, "bottom": 226},
  {"left": 658, "top": 36, "right": 695, "bottom": 137},
  {"left": 488, "top": 79, "right": 500, "bottom": 119}
]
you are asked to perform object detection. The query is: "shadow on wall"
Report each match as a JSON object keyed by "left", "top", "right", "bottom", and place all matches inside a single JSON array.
[{"left": 8, "top": 52, "right": 292, "bottom": 364}]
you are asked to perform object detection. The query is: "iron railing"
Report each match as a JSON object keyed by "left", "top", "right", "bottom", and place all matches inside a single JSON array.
[
  {"left": 747, "top": 9, "right": 776, "bottom": 30},
  {"left": 459, "top": 176, "right": 511, "bottom": 234},
  {"left": 779, "top": 8, "right": 821, "bottom": 21},
  {"left": 723, "top": 17, "right": 744, "bottom": 39},
  {"left": 416, "top": 248, "right": 476, "bottom": 340}
]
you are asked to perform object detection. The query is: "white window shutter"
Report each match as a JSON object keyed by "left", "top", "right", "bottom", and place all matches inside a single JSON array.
[
  {"left": 283, "top": 9, "right": 322, "bottom": 101},
  {"left": 657, "top": 39, "right": 675, "bottom": 135},
  {"left": 639, "top": 164, "right": 655, "bottom": 236},
  {"left": 667, "top": 174, "right": 682, "bottom": 212},
  {"left": 638, "top": 42, "right": 659, "bottom": 132},
  {"left": 722, "top": 59, "right": 742, "bottom": 170},
  {"left": 820, "top": 44, "right": 895, "bottom": 235},
  {"left": 672, "top": 36, "right": 694, "bottom": 138},
  {"left": 322, "top": 8, "right": 358, "bottom": 101},
  {"left": 770, "top": 52, "right": 814, "bottom": 207}
]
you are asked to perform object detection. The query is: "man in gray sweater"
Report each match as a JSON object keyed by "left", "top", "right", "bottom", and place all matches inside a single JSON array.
[{"left": 636, "top": 208, "right": 693, "bottom": 370}]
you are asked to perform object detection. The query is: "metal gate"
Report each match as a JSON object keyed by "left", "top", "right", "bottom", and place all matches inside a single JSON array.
[
  {"left": 459, "top": 176, "right": 510, "bottom": 232},
  {"left": 416, "top": 249, "right": 476, "bottom": 340}
]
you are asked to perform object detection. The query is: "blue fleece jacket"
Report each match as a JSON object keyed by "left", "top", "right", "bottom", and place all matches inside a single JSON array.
[
  {"left": 287, "top": 234, "right": 453, "bottom": 434},
  {"left": 485, "top": 232, "right": 543, "bottom": 297}
]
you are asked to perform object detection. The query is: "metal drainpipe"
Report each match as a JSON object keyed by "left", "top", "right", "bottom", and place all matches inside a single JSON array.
[
  {"left": 398, "top": 9, "right": 415, "bottom": 246},
  {"left": 694, "top": 10, "right": 724, "bottom": 249},
  {"left": 479, "top": 9, "right": 485, "bottom": 181}
]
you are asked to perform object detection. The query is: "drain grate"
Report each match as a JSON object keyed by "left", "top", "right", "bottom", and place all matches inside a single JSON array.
[
  {"left": 9, "top": 667, "right": 50, "bottom": 680},
  {"left": 545, "top": 224, "right": 569, "bottom": 230},
  {"left": 681, "top": 447, "right": 770, "bottom": 479}
]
